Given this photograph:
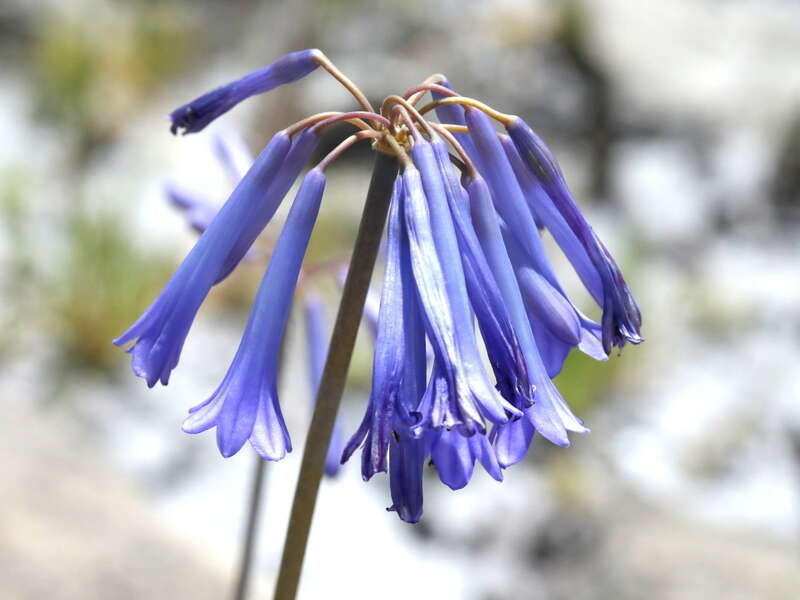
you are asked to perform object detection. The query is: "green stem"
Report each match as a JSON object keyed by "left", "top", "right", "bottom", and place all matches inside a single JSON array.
[{"left": 272, "top": 152, "right": 399, "bottom": 600}]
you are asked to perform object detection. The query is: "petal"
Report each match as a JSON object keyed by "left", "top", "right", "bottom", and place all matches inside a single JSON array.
[
  {"left": 388, "top": 431, "right": 429, "bottom": 524},
  {"left": 492, "top": 417, "right": 536, "bottom": 468},
  {"left": 505, "top": 117, "right": 643, "bottom": 352},
  {"left": 249, "top": 385, "right": 292, "bottom": 461},
  {"left": 216, "top": 128, "right": 319, "bottom": 284},
  {"left": 431, "top": 429, "right": 475, "bottom": 490},
  {"left": 114, "top": 131, "right": 292, "bottom": 387},
  {"left": 169, "top": 49, "right": 321, "bottom": 134},
  {"left": 431, "top": 140, "right": 531, "bottom": 411},
  {"left": 410, "top": 140, "right": 518, "bottom": 430},
  {"left": 182, "top": 168, "right": 327, "bottom": 458}
]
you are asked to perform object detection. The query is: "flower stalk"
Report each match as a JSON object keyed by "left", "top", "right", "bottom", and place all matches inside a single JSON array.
[{"left": 272, "top": 152, "right": 398, "bottom": 600}]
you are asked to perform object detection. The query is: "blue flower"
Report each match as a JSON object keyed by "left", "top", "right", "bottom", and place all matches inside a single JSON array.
[
  {"left": 182, "top": 169, "right": 326, "bottom": 458},
  {"left": 114, "top": 130, "right": 293, "bottom": 387},
  {"left": 118, "top": 49, "right": 642, "bottom": 522},
  {"left": 169, "top": 49, "right": 321, "bottom": 135},
  {"left": 505, "top": 117, "right": 643, "bottom": 353}
]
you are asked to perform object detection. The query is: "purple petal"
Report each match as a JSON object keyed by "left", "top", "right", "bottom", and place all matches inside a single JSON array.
[
  {"left": 431, "top": 140, "right": 532, "bottom": 412},
  {"left": 388, "top": 430, "right": 429, "bottom": 524},
  {"left": 114, "top": 130, "right": 291, "bottom": 387},
  {"left": 216, "top": 128, "right": 318, "bottom": 284},
  {"left": 169, "top": 49, "right": 321, "bottom": 134},
  {"left": 410, "top": 140, "right": 519, "bottom": 431},
  {"left": 516, "top": 266, "right": 581, "bottom": 346},
  {"left": 492, "top": 416, "right": 536, "bottom": 468},
  {"left": 505, "top": 117, "right": 643, "bottom": 352},
  {"left": 431, "top": 428, "right": 503, "bottom": 490},
  {"left": 343, "top": 184, "right": 406, "bottom": 480},
  {"left": 182, "top": 168, "right": 327, "bottom": 459}
]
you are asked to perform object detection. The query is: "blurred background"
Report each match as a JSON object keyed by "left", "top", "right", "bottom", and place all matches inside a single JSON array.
[{"left": 1, "top": 0, "right": 799, "bottom": 598}]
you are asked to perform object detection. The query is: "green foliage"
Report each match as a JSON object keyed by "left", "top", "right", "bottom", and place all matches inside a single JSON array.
[
  {"left": 554, "top": 347, "right": 622, "bottom": 415},
  {"left": 50, "top": 213, "right": 174, "bottom": 375}
]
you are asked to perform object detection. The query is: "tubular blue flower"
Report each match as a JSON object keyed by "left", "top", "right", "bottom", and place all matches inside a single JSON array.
[
  {"left": 387, "top": 189, "right": 432, "bottom": 522},
  {"left": 410, "top": 140, "right": 521, "bottom": 432},
  {"left": 304, "top": 293, "right": 344, "bottom": 477},
  {"left": 464, "top": 173, "right": 586, "bottom": 461},
  {"left": 216, "top": 128, "right": 319, "bottom": 284},
  {"left": 431, "top": 139, "right": 532, "bottom": 412},
  {"left": 182, "top": 169, "right": 327, "bottom": 458},
  {"left": 118, "top": 48, "right": 643, "bottom": 522},
  {"left": 505, "top": 116, "right": 643, "bottom": 353},
  {"left": 403, "top": 155, "right": 519, "bottom": 434},
  {"left": 342, "top": 185, "right": 407, "bottom": 480},
  {"left": 466, "top": 106, "right": 606, "bottom": 370},
  {"left": 170, "top": 49, "right": 321, "bottom": 135},
  {"left": 114, "top": 130, "right": 292, "bottom": 387}
]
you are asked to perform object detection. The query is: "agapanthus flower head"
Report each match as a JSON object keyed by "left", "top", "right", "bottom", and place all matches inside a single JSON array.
[{"left": 117, "top": 49, "right": 642, "bottom": 522}]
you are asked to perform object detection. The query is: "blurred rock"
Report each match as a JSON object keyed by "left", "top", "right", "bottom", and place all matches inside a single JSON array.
[{"left": 0, "top": 406, "right": 225, "bottom": 600}]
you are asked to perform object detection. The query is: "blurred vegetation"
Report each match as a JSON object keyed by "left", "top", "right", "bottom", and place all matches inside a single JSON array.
[
  {"left": 49, "top": 212, "right": 175, "bottom": 377},
  {"left": 30, "top": 6, "right": 198, "bottom": 160}
]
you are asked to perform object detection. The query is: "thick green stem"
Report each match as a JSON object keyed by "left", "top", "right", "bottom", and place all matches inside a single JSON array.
[{"left": 272, "top": 152, "right": 399, "bottom": 600}]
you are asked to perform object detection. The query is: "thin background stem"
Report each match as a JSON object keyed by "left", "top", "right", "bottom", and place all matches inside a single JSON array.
[
  {"left": 272, "top": 152, "right": 399, "bottom": 600},
  {"left": 233, "top": 456, "right": 267, "bottom": 600}
]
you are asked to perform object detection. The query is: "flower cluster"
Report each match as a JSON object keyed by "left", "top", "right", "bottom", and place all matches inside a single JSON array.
[{"left": 116, "top": 49, "right": 642, "bottom": 522}]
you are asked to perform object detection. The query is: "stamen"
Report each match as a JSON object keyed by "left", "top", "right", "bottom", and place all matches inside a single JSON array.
[
  {"left": 441, "top": 124, "right": 470, "bottom": 134},
  {"left": 312, "top": 50, "right": 376, "bottom": 114},
  {"left": 380, "top": 95, "right": 435, "bottom": 139},
  {"left": 403, "top": 83, "right": 457, "bottom": 103},
  {"left": 316, "top": 130, "right": 382, "bottom": 171},
  {"left": 405, "top": 73, "right": 449, "bottom": 105},
  {"left": 391, "top": 105, "right": 422, "bottom": 143},
  {"left": 286, "top": 112, "right": 341, "bottom": 136},
  {"left": 418, "top": 96, "right": 513, "bottom": 126},
  {"left": 312, "top": 111, "right": 391, "bottom": 134},
  {"left": 381, "top": 134, "right": 412, "bottom": 168}
]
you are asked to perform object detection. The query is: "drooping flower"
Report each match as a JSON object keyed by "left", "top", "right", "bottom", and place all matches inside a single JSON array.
[
  {"left": 114, "top": 130, "right": 293, "bottom": 387},
  {"left": 182, "top": 169, "right": 326, "bottom": 458},
  {"left": 169, "top": 49, "right": 322, "bottom": 135},
  {"left": 504, "top": 116, "right": 644, "bottom": 353},
  {"left": 117, "top": 49, "right": 642, "bottom": 522}
]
